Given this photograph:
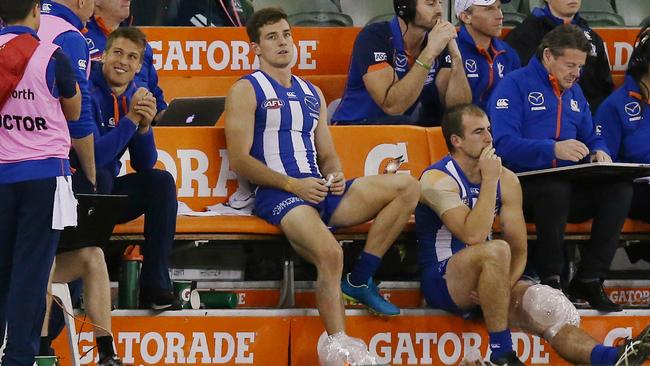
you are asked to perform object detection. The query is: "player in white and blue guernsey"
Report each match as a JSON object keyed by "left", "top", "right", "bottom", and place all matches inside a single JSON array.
[
  {"left": 225, "top": 8, "right": 420, "bottom": 361},
  {"left": 416, "top": 105, "right": 650, "bottom": 366}
]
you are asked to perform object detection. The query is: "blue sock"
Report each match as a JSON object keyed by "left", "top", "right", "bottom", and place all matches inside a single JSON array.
[
  {"left": 488, "top": 329, "right": 514, "bottom": 361},
  {"left": 349, "top": 251, "right": 381, "bottom": 286},
  {"left": 590, "top": 344, "right": 619, "bottom": 365}
]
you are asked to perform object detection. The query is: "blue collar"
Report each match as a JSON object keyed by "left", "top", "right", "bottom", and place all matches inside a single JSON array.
[
  {"left": 529, "top": 56, "right": 552, "bottom": 85},
  {"left": 390, "top": 16, "right": 406, "bottom": 53},
  {"left": 0, "top": 25, "right": 39, "bottom": 39},
  {"left": 41, "top": 1, "right": 84, "bottom": 30}
]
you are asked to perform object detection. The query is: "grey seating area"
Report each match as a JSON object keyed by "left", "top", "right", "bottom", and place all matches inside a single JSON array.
[
  {"left": 340, "top": 0, "right": 393, "bottom": 26},
  {"left": 254, "top": 0, "right": 353, "bottom": 26}
]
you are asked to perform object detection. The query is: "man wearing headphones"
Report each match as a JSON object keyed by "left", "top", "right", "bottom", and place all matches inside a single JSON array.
[
  {"left": 596, "top": 27, "right": 650, "bottom": 246},
  {"left": 331, "top": 0, "right": 471, "bottom": 126}
]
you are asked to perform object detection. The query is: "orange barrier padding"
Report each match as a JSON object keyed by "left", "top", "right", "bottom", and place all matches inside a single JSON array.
[
  {"left": 159, "top": 74, "right": 348, "bottom": 106},
  {"left": 143, "top": 26, "right": 638, "bottom": 79}
]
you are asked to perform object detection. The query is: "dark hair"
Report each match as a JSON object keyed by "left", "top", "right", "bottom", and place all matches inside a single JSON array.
[
  {"left": 246, "top": 7, "right": 289, "bottom": 44},
  {"left": 106, "top": 27, "right": 147, "bottom": 61},
  {"left": 627, "top": 26, "right": 650, "bottom": 100},
  {"left": 394, "top": 0, "right": 416, "bottom": 22},
  {"left": 0, "top": 0, "right": 38, "bottom": 24},
  {"left": 441, "top": 104, "right": 486, "bottom": 152},
  {"left": 536, "top": 24, "right": 591, "bottom": 59}
]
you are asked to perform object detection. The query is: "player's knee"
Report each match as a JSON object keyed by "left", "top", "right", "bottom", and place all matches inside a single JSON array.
[
  {"left": 484, "top": 240, "right": 511, "bottom": 264},
  {"left": 77, "top": 247, "right": 106, "bottom": 270},
  {"left": 316, "top": 244, "right": 343, "bottom": 274},
  {"left": 520, "top": 284, "right": 580, "bottom": 341},
  {"left": 393, "top": 174, "right": 420, "bottom": 203}
]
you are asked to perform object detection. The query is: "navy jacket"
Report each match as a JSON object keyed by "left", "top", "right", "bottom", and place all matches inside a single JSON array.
[
  {"left": 595, "top": 75, "right": 650, "bottom": 163},
  {"left": 87, "top": 63, "right": 157, "bottom": 177},
  {"left": 488, "top": 56, "right": 607, "bottom": 172},
  {"left": 456, "top": 25, "right": 520, "bottom": 112}
]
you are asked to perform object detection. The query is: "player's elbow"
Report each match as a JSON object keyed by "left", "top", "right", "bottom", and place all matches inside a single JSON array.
[{"left": 381, "top": 102, "right": 407, "bottom": 116}]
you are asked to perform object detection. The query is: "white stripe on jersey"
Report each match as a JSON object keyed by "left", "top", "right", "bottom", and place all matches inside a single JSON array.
[
  {"left": 289, "top": 100, "right": 312, "bottom": 174},
  {"left": 294, "top": 76, "right": 314, "bottom": 96},
  {"left": 252, "top": 72, "right": 286, "bottom": 175},
  {"left": 434, "top": 226, "right": 453, "bottom": 261},
  {"left": 294, "top": 76, "right": 320, "bottom": 175},
  {"left": 445, "top": 160, "right": 466, "bottom": 199}
]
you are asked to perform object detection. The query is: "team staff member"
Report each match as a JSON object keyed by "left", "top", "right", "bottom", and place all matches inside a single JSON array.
[
  {"left": 505, "top": 0, "right": 613, "bottom": 111},
  {"left": 79, "top": 27, "right": 179, "bottom": 310},
  {"left": 0, "top": 0, "right": 80, "bottom": 364},
  {"left": 596, "top": 27, "right": 650, "bottom": 234},
  {"left": 38, "top": 0, "right": 97, "bottom": 187},
  {"left": 226, "top": 8, "right": 419, "bottom": 362},
  {"left": 455, "top": 0, "right": 520, "bottom": 112},
  {"left": 85, "top": 0, "right": 168, "bottom": 116},
  {"left": 332, "top": 0, "right": 470, "bottom": 126},
  {"left": 489, "top": 25, "right": 632, "bottom": 312},
  {"left": 418, "top": 104, "right": 650, "bottom": 366}
]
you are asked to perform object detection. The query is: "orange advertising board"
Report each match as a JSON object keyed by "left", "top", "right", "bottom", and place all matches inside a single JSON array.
[
  {"left": 52, "top": 315, "right": 290, "bottom": 366},
  {"left": 290, "top": 314, "right": 650, "bottom": 365},
  {"left": 142, "top": 26, "right": 642, "bottom": 79}
]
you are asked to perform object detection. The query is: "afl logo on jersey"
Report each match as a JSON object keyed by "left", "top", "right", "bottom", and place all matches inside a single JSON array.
[{"left": 262, "top": 98, "right": 284, "bottom": 109}]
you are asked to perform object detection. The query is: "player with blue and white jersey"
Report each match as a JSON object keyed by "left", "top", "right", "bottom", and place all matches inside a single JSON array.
[{"left": 225, "top": 8, "right": 420, "bottom": 364}]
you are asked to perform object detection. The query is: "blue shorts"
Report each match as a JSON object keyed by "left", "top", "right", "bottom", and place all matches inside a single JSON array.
[
  {"left": 421, "top": 259, "right": 474, "bottom": 316},
  {"left": 254, "top": 178, "right": 355, "bottom": 226}
]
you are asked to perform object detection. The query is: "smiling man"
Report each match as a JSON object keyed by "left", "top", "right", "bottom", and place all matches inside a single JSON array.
[
  {"left": 455, "top": 0, "right": 520, "bottom": 112},
  {"left": 488, "top": 25, "right": 632, "bottom": 312},
  {"left": 505, "top": 0, "right": 613, "bottom": 111}
]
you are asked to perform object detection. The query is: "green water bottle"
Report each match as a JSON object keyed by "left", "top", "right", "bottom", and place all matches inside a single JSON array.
[
  {"left": 199, "top": 290, "right": 238, "bottom": 309},
  {"left": 119, "top": 245, "right": 143, "bottom": 309}
]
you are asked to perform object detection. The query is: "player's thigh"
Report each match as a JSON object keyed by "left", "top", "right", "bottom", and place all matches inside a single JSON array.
[
  {"left": 444, "top": 245, "right": 490, "bottom": 310},
  {"left": 280, "top": 205, "right": 342, "bottom": 267},
  {"left": 329, "top": 174, "right": 416, "bottom": 227}
]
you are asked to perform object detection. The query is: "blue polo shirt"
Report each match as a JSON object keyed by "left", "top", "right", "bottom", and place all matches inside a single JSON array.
[
  {"left": 595, "top": 75, "right": 650, "bottom": 163},
  {"left": 41, "top": 0, "right": 95, "bottom": 139},
  {"left": 488, "top": 56, "right": 607, "bottom": 172},
  {"left": 456, "top": 25, "right": 520, "bottom": 112},
  {"left": 332, "top": 16, "right": 450, "bottom": 126}
]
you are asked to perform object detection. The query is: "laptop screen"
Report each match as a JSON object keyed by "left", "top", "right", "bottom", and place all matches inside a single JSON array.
[{"left": 156, "top": 96, "right": 226, "bottom": 126}]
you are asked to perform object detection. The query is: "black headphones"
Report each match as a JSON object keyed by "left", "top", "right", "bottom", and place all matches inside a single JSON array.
[
  {"left": 394, "top": 0, "right": 416, "bottom": 22},
  {"left": 628, "top": 26, "right": 650, "bottom": 80}
]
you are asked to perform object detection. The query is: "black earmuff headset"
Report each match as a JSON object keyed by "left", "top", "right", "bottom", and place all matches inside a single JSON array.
[
  {"left": 628, "top": 26, "right": 650, "bottom": 79},
  {"left": 394, "top": 0, "right": 416, "bottom": 23}
]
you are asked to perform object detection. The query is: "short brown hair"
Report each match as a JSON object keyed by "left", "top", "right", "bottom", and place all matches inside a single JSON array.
[
  {"left": 0, "top": 0, "right": 38, "bottom": 24},
  {"left": 106, "top": 27, "right": 147, "bottom": 62},
  {"left": 441, "top": 104, "right": 487, "bottom": 152},
  {"left": 536, "top": 24, "right": 591, "bottom": 59},
  {"left": 246, "top": 7, "right": 289, "bottom": 44}
]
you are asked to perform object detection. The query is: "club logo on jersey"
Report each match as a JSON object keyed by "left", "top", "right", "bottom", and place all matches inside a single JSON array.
[
  {"left": 78, "top": 59, "right": 87, "bottom": 71},
  {"left": 262, "top": 98, "right": 284, "bottom": 109},
  {"left": 465, "top": 59, "right": 478, "bottom": 73},
  {"left": 41, "top": 3, "right": 52, "bottom": 12},
  {"left": 394, "top": 53, "right": 408, "bottom": 72},
  {"left": 496, "top": 98, "right": 509, "bottom": 109},
  {"left": 286, "top": 91, "right": 297, "bottom": 98},
  {"left": 497, "top": 62, "right": 505, "bottom": 78},
  {"left": 528, "top": 92, "right": 546, "bottom": 111},
  {"left": 570, "top": 99, "right": 580, "bottom": 113},
  {"left": 304, "top": 95, "right": 320, "bottom": 115}
]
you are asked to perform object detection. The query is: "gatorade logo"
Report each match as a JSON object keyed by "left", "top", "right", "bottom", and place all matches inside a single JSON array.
[{"left": 181, "top": 288, "right": 191, "bottom": 302}]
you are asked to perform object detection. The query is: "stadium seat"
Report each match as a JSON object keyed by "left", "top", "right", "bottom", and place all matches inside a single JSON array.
[
  {"left": 502, "top": 1, "right": 527, "bottom": 26},
  {"left": 613, "top": 0, "right": 650, "bottom": 26},
  {"left": 366, "top": 12, "right": 396, "bottom": 25},
  {"left": 340, "top": 0, "right": 393, "bottom": 26},
  {"left": 254, "top": 0, "right": 352, "bottom": 26},
  {"left": 579, "top": 0, "right": 625, "bottom": 26},
  {"left": 522, "top": 0, "right": 545, "bottom": 15}
]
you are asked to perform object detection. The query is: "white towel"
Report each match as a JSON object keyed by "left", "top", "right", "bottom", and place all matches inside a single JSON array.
[{"left": 52, "top": 176, "right": 78, "bottom": 230}]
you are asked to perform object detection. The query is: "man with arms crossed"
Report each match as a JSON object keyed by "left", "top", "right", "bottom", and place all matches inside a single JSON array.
[
  {"left": 226, "top": 7, "right": 420, "bottom": 361},
  {"left": 417, "top": 104, "right": 650, "bottom": 366}
]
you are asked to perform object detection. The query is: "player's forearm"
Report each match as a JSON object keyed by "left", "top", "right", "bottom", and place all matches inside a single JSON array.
[
  {"left": 463, "top": 180, "right": 498, "bottom": 244},
  {"left": 506, "top": 233, "right": 527, "bottom": 286},
  {"left": 381, "top": 66, "right": 430, "bottom": 115},
  {"left": 444, "top": 62, "right": 471, "bottom": 108},
  {"left": 71, "top": 135, "right": 96, "bottom": 187},
  {"left": 317, "top": 154, "right": 343, "bottom": 177}
]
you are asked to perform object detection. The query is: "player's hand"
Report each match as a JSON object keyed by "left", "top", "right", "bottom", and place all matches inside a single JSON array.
[
  {"left": 478, "top": 146, "right": 502, "bottom": 182},
  {"left": 590, "top": 150, "right": 612, "bottom": 163},
  {"left": 134, "top": 92, "right": 157, "bottom": 133},
  {"left": 554, "top": 139, "right": 589, "bottom": 162},
  {"left": 326, "top": 172, "right": 345, "bottom": 196},
  {"left": 287, "top": 177, "right": 329, "bottom": 204},
  {"left": 126, "top": 87, "right": 148, "bottom": 125},
  {"left": 423, "top": 19, "right": 457, "bottom": 60},
  {"left": 446, "top": 38, "right": 462, "bottom": 63}
]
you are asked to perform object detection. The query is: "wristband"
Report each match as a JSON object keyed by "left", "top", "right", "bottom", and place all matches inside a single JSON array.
[{"left": 415, "top": 58, "right": 431, "bottom": 71}]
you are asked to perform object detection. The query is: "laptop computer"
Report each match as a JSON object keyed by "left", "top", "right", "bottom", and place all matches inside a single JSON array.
[
  {"left": 58, "top": 194, "right": 129, "bottom": 251},
  {"left": 156, "top": 96, "right": 225, "bottom": 126}
]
